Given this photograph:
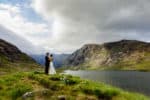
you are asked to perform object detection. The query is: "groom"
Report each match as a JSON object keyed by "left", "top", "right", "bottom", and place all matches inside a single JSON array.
[{"left": 45, "top": 52, "right": 50, "bottom": 74}]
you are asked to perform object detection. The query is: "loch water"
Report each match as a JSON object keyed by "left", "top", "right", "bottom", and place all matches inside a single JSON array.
[{"left": 64, "top": 70, "right": 150, "bottom": 96}]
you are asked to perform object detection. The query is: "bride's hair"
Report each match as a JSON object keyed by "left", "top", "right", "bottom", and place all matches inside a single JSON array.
[{"left": 50, "top": 54, "right": 53, "bottom": 57}]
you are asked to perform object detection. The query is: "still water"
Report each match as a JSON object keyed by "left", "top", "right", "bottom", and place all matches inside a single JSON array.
[{"left": 64, "top": 70, "right": 150, "bottom": 96}]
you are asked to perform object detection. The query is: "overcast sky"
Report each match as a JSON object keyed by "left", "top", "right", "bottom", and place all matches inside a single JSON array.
[{"left": 0, "top": 0, "right": 150, "bottom": 54}]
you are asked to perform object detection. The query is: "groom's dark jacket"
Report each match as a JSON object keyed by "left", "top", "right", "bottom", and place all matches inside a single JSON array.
[
  {"left": 45, "top": 56, "right": 50, "bottom": 66},
  {"left": 45, "top": 56, "right": 50, "bottom": 74}
]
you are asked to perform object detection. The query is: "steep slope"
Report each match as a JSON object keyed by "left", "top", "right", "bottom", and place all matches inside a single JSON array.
[
  {"left": 66, "top": 40, "right": 150, "bottom": 70},
  {"left": 0, "top": 39, "right": 41, "bottom": 74}
]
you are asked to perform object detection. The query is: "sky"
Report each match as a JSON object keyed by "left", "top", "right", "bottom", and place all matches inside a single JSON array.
[{"left": 0, "top": 0, "right": 150, "bottom": 54}]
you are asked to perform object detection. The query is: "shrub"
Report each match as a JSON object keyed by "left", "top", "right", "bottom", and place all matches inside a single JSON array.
[
  {"left": 62, "top": 75, "right": 81, "bottom": 85},
  {"left": 39, "top": 78, "right": 51, "bottom": 88},
  {"left": 49, "top": 75, "right": 61, "bottom": 81},
  {"left": 103, "top": 88, "right": 120, "bottom": 98}
]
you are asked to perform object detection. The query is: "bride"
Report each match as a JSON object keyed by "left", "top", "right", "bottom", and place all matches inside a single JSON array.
[{"left": 48, "top": 54, "right": 56, "bottom": 74}]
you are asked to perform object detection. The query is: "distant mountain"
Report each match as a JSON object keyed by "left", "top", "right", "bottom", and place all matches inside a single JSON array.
[
  {"left": 0, "top": 39, "right": 41, "bottom": 74},
  {"left": 31, "top": 54, "right": 70, "bottom": 68},
  {"left": 30, "top": 55, "right": 45, "bottom": 65},
  {"left": 65, "top": 40, "right": 150, "bottom": 70}
]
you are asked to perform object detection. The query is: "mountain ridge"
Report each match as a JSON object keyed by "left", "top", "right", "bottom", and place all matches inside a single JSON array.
[{"left": 65, "top": 40, "right": 150, "bottom": 70}]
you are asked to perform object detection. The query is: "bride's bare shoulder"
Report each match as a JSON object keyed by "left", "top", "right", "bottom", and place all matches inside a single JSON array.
[
  {"left": 49, "top": 54, "right": 53, "bottom": 61},
  {"left": 49, "top": 57, "right": 53, "bottom": 61}
]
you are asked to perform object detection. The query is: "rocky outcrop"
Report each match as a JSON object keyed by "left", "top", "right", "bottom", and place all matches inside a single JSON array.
[{"left": 65, "top": 40, "right": 150, "bottom": 70}]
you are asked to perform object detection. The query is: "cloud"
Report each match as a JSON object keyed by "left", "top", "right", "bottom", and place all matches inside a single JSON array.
[
  {"left": 1, "top": 1, "right": 150, "bottom": 54},
  {"left": 0, "top": 25, "right": 46, "bottom": 54},
  {"left": 31, "top": 0, "right": 150, "bottom": 53},
  {"left": 0, "top": 3, "right": 51, "bottom": 46},
  {"left": 0, "top": 3, "right": 57, "bottom": 54}
]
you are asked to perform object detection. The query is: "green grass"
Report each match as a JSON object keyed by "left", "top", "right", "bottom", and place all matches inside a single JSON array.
[
  {"left": 0, "top": 53, "right": 42, "bottom": 75},
  {"left": 96, "top": 59, "right": 150, "bottom": 71},
  {"left": 0, "top": 72, "right": 149, "bottom": 100},
  {"left": 0, "top": 61, "right": 42, "bottom": 75},
  {"left": 0, "top": 73, "right": 32, "bottom": 100}
]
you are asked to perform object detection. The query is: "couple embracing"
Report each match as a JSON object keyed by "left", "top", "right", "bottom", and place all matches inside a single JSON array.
[{"left": 45, "top": 52, "right": 56, "bottom": 75}]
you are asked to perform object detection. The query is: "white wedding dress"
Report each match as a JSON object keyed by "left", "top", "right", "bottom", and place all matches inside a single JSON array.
[{"left": 49, "top": 61, "right": 56, "bottom": 74}]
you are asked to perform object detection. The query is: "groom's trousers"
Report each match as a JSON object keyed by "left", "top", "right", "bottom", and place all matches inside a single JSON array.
[{"left": 45, "top": 63, "right": 49, "bottom": 74}]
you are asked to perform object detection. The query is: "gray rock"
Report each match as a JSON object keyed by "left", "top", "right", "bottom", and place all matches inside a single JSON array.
[
  {"left": 22, "top": 92, "right": 33, "bottom": 99},
  {"left": 58, "top": 95, "right": 66, "bottom": 100}
]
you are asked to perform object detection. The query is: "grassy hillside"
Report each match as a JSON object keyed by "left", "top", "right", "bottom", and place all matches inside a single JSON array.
[
  {"left": 0, "top": 61, "right": 41, "bottom": 75},
  {"left": 0, "top": 71, "right": 149, "bottom": 100},
  {"left": 0, "top": 52, "right": 41, "bottom": 74},
  {"left": 0, "top": 39, "right": 41, "bottom": 75}
]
